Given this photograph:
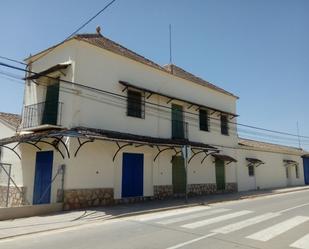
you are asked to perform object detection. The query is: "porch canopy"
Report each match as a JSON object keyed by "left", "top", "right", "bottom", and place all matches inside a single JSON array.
[
  {"left": 212, "top": 154, "right": 237, "bottom": 165},
  {"left": 0, "top": 126, "right": 218, "bottom": 162},
  {"left": 283, "top": 159, "right": 299, "bottom": 167},
  {"left": 246, "top": 157, "right": 264, "bottom": 167}
]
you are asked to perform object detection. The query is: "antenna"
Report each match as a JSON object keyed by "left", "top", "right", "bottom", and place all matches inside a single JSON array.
[
  {"left": 169, "top": 24, "right": 173, "bottom": 65},
  {"left": 297, "top": 121, "right": 301, "bottom": 148}
]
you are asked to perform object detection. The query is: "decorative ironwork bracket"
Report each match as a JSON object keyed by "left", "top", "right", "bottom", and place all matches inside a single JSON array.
[
  {"left": 113, "top": 142, "right": 133, "bottom": 161},
  {"left": 74, "top": 137, "right": 94, "bottom": 157},
  {"left": 201, "top": 151, "right": 217, "bottom": 164},
  {"left": 154, "top": 146, "right": 175, "bottom": 162},
  {"left": 188, "top": 149, "right": 207, "bottom": 164},
  {"left": 51, "top": 136, "right": 70, "bottom": 158}
]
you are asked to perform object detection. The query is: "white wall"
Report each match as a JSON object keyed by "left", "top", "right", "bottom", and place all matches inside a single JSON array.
[
  {"left": 236, "top": 148, "right": 305, "bottom": 191},
  {"left": 0, "top": 121, "right": 22, "bottom": 187},
  {"left": 25, "top": 39, "right": 238, "bottom": 149}
]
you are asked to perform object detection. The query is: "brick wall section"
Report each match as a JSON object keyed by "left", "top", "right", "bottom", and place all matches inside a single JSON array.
[
  {"left": 225, "top": 182, "right": 238, "bottom": 192},
  {"left": 0, "top": 186, "right": 26, "bottom": 207},
  {"left": 63, "top": 188, "right": 114, "bottom": 210},
  {"left": 153, "top": 185, "right": 173, "bottom": 199},
  {"left": 188, "top": 183, "right": 217, "bottom": 196}
]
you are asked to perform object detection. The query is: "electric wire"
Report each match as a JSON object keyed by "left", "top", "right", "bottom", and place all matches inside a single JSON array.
[
  {"left": 0, "top": 62, "right": 309, "bottom": 146},
  {"left": 30, "top": 0, "right": 117, "bottom": 63}
]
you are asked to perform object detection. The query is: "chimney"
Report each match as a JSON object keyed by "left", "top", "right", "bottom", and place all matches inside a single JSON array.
[{"left": 96, "top": 26, "right": 102, "bottom": 36}]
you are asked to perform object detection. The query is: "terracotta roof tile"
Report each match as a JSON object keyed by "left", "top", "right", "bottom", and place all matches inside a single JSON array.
[
  {"left": 239, "top": 137, "right": 305, "bottom": 155},
  {"left": 0, "top": 112, "right": 21, "bottom": 128}
]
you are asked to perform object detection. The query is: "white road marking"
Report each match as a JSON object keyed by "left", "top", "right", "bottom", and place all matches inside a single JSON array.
[
  {"left": 165, "top": 233, "right": 217, "bottom": 249},
  {"left": 181, "top": 210, "right": 253, "bottom": 229},
  {"left": 157, "top": 208, "right": 230, "bottom": 225},
  {"left": 247, "top": 216, "right": 309, "bottom": 242},
  {"left": 290, "top": 233, "right": 309, "bottom": 249},
  {"left": 278, "top": 203, "right": 309, "bottom": 214},
  {"left": 212, "top": 212, "right": 281, "bottom": 234},
  {"left": 133, "top": 206, "right": 211, "bottom": 222}
]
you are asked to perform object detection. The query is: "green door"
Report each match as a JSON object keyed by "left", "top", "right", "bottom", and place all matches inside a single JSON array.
[
  {"left": 172, "top": 156, "right": 186, "bottom": 194},
  {"left": 215, "top": 159, "right": 225, "bottom": 190},
  {"left": 42, "top": 80, "right": 60, "bottom": 125},
  {"left": 172, "top": 104, "right": 184, "bottom": 139}
]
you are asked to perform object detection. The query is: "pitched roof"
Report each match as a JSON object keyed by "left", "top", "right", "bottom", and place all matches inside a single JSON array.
[
  {"left": 26, "top": 33, "right": 238, "bottom": 99},
  {"left": 0, "top": 112, "right": 21, "bottom": 129},
  {"left": 238, "top": 137, "right": 305, "bottom": 155},
  {"left": 164, "top": 64, "right": 238, "bottom": 98}
]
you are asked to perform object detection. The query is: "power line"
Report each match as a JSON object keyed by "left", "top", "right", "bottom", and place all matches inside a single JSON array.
[
  {"left": 0, "top": 55, "right": 26, "bottom": 66},
  {"left": 30, "top": 0, "right": 117, "bottom": 63},
  {"left": 1, "top": 60, "right": 309, "bottom": 141}
]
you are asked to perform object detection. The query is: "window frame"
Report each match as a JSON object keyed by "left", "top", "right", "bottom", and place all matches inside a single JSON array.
[
  {"left": 248, "top": 165, "right": 255, "bottom": 177},
  {"left": 199, "top": 108, "right": 209, "bottom": 132},
  {"left": 220, "top": 114, "right": 229, "bottom": 135},
  {"left": 126, "top": 89, "right": 145, "bottom": 119},
  {"left": 295, "top": 165, "right": 299, "bottom": 179}
]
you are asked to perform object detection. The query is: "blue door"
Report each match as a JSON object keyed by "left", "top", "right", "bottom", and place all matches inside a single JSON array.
[
  {"left": 122, "top": 153, "right": 144, "bottom": 198},
  {"left": 303, "top": 157, "right": 309, "bottom": 185},
  {"left": 33, "top": 151, "right": 53, "bottom": 204}
]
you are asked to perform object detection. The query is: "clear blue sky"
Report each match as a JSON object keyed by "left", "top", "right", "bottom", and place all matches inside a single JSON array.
[{"left": 0, "top": 0, "right": 308, "bottom": 149}]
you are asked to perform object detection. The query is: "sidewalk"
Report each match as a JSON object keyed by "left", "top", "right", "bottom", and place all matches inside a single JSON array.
[{"left": 0, "top": 185, "right": 308, "bottom": 240}]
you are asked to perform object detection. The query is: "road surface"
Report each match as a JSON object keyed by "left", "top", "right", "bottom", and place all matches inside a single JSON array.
[{"left": 1, "top": 189, "right": 309, "bottom": 249}]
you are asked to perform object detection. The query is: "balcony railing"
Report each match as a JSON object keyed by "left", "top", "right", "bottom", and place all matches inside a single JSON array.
[
  {"left": 172, "top": 120, "right": 188, "bottom": 140},
  {"left": 22, "top": 101, "right": 63, "bottom": 129}
]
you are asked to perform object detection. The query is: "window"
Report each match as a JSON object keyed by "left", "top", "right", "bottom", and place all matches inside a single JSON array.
[
  {"left": 295, "top": 165, "right": 299, "bottom": 179},
  {"left": 221, "top": 114, "right": 229, "bottom": 135},
  {"left": 286, "top": 167, "right": 289, "bottom": 178},
  {"left": 248, "top": 165, "right": 254, "bottom": 176},
  {"left": 127, "top": 90, "right": 144, "bottom": 118},
  {"left": 199, "top": 109, "right": 209, "bottom": 131}
]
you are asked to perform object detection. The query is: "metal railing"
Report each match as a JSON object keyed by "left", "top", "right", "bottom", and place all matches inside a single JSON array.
[
  {"left": 172, "top": 120, "right": 189, "bottom": 140},
  {"left": 22, "top": 101, "right": 63, "bottom": 129}
]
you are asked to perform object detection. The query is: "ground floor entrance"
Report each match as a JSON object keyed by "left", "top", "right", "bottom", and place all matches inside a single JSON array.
[
  {"left": 303, "top": 157, "right": 309, "bottom": 185},
  {"left": 33, "top": 151, "right": 53, "bottom": 204},
  {"left": 215, "top": 159, "right": 226, "bottom": 190},
  {"left": 172, "top": 156, "right": 186, "bottom": 194},
  {"left": 122, "top": 153, "right": 144, "bottom": 198}
]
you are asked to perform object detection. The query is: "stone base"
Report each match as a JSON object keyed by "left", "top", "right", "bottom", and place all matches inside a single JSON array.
[
  {"left": 154, "top": 185, "right": 173, "bottom": 200},
  {"left": 188, "top": 184, "right": 217, "bottom": 196},
  {"left": 225, "top": 182, "right": 238, "bottom": 192},
  {"left": 63, "top": 188, "right": 114, "bottom": 210},
  {"left": 0, "top": 186, "right": 26, "bottom": 207}
]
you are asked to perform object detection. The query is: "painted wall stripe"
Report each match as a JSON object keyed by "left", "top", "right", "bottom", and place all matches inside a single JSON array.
[
  {"left": 181, "top": 210, "right": 253, "bottom": 229},
  {"left": 134, "top": 206, "right": 210, "bottom": 222},
  {"left": 290, "top": 233, "right": 309, "bottom": 249},
  {"left": 212, "top": 212, "right": 280, "bottom": 234},
  {"left": 247, "top": 216, "right": 309, "bottom": 242},
  {"left": 157, "top": 208, "right": 230, "bottom": 225}
]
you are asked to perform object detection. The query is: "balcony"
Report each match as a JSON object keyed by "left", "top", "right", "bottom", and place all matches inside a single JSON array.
[
  {"left": 172, "top": 120, "right": 188, "bottom": 140},
  {"left": 22, "top": 101, "right": 63, "bottom": 130}
]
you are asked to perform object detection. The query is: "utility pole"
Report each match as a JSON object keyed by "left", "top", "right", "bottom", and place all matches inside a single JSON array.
[
  {"left": 297, "top": 121, "right": 301, "bottom": 149},
  {"left": 182, "top": 145, "right": 190, "bottom": 203}
]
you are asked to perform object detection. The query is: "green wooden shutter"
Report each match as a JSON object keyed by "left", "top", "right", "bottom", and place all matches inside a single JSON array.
[
  {"left": 172, "top": 156, "right": 186, "bottom": 194},
  {"left": 172, "top": 104, "right": 184, "bottom": 139},
  {"left": 42, "top": 81, "right": 60, "bottom": 125},
  {"left": 199, "top": 109, "right": 209, "bottom": 131},
  {"left": 215, "top": 159, "right": 226, "bottom": 190}
]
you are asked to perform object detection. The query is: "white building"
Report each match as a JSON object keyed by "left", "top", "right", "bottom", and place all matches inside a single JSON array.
[
  {"left": 0, "top": 112, "right": 25, "bottom": 207},
  {"left": 0, "top": 30, "right": 307, "bottom": 209}
]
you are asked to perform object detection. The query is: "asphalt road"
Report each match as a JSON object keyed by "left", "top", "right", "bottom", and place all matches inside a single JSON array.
[{"left": 1, "top": 190, "right": 309, "bottom": 249}]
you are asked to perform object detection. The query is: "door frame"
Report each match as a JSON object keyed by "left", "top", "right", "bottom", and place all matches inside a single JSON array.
[{"left": 33, "top": 151, "right": 54, "bottom": 204}]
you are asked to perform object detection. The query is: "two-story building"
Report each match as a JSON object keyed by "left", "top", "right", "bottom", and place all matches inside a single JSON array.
[{"left": 0, "top": 30, "right": 307, "bottom": 209}]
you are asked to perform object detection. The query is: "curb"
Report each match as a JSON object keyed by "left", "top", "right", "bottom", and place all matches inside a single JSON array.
[{"left": 1, "top": 187, "right": 308, "bottom": 241}]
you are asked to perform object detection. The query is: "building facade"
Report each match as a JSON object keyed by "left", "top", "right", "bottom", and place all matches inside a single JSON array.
[{"left": 0, "top": 31, "right": 306, "bottom": 209}]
